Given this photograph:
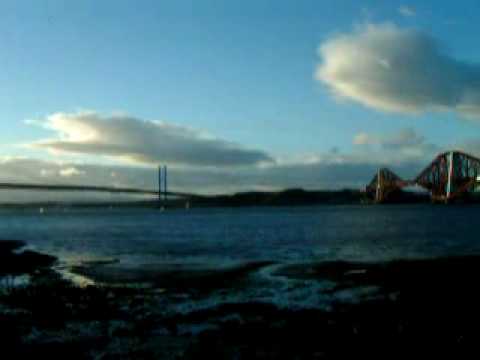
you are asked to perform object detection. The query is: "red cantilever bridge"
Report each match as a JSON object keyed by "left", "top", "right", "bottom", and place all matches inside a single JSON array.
[{"left": 366, "top": 151, "right": 480, "bottom": 203}]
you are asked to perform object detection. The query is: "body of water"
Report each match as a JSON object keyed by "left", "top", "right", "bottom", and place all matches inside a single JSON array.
[
  {"left": 0, "top": 204, "right": 479, "bottom": 267},
  {"left": 2, "top": 203, "right": 480, "bottom": 312}
]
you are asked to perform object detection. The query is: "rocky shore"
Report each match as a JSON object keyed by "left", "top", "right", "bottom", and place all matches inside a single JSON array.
[{"left": 2, "top": 239, "right": 480, "bottom": 359}]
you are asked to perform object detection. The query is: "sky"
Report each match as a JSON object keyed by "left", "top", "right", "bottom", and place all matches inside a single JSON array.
[{"left": 2, "top": 0, "right": 480, "bottom": 199}]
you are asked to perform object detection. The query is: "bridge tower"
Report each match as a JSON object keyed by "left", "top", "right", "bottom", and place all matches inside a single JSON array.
[{"left": 158, "top": 165, "right": 168, "bottom": 206}]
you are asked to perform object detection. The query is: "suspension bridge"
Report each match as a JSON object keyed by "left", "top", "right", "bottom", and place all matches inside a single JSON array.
[{"left": 366, "top": 150, "right": 480, "bottom": 203}]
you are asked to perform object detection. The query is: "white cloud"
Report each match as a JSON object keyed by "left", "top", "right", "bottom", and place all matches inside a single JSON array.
[
  {"left": 398, "top": 6, "right": 416, "bottom": 17},
  {"left": 316, "top": 23, "right": 480, "bottom": 119},
  {"left": 353, "top": 128, "right": 440, "bottom": 164},
  {"left": 59, "top": 167, "right": 85, "bottom": 177},
  {"left": 28, "top": 112, "right": 274, "bottom": 168},
  {"left": 354, "top": 128, "right": 425, "bottom": 148},
  {"left": 353, "top": 132, "right": 376, "bottom": 146},
  {"left": 40, "top": 169, "right": 54, "bottom": 177}
]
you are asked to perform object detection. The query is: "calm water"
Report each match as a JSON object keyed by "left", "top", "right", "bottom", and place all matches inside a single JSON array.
[{"left": 1, "top": 204, "right": 480, "bottom": 267}]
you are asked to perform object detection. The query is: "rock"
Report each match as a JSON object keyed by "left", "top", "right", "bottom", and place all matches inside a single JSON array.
[
  {"left": 0, "top": 240, "right": 56, "bottom": 276},
  {"left": 0, "top": 240, "right": 26, "bottom": 253}
]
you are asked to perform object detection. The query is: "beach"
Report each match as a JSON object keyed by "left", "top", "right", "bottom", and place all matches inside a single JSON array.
[{"left": 2, "top": 234, "right": 480, "bottom": 359}]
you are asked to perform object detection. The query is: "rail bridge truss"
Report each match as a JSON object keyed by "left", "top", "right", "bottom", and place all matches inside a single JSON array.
[{"left": 366, "top": 151, "right": 480, "bottom": 203}]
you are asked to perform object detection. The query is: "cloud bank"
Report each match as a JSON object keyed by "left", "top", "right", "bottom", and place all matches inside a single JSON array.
[
  {"left": 4, "top": 124, "right": 480, "bottom": 203},
  {"left": 30, "top": 112, "right": 274, "bottom": 167},
  {"left": 3, "top": 127, "right": 448, "bottom": 201},
  {"left": 0, "top": 152, "right": 424, "bottom": 202},
  {"left": 316, "top": 23, "right": 480, "bottom": 118},
  {"left": 10, "top": 109, "right": 480, "bottom": 201}
]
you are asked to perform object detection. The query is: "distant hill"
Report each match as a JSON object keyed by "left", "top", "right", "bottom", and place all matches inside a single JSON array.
[{"left": 189, "top": 188, "right": 365, "bottom": 207}]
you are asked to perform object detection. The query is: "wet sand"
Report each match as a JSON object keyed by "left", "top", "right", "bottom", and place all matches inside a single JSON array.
[{"left": 70, "top": 260, "right": 274, "bottom": 292}]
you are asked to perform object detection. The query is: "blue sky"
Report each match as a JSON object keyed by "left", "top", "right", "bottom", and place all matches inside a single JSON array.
[{"left": 1, "top": 0, "right": 480, "bottom": 194}]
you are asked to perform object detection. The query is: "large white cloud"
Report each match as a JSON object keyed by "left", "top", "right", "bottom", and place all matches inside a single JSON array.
[
  {"left": 29, "top": 112, "right": 274, "bottom": 167},
  {"left": 316, "top": 23, "right": 480, "bottom": 118}
]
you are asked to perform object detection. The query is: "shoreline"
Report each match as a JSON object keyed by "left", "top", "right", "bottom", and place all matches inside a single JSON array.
[{"left": 2, "top": 239, "right": 480, "bottom": 358}]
